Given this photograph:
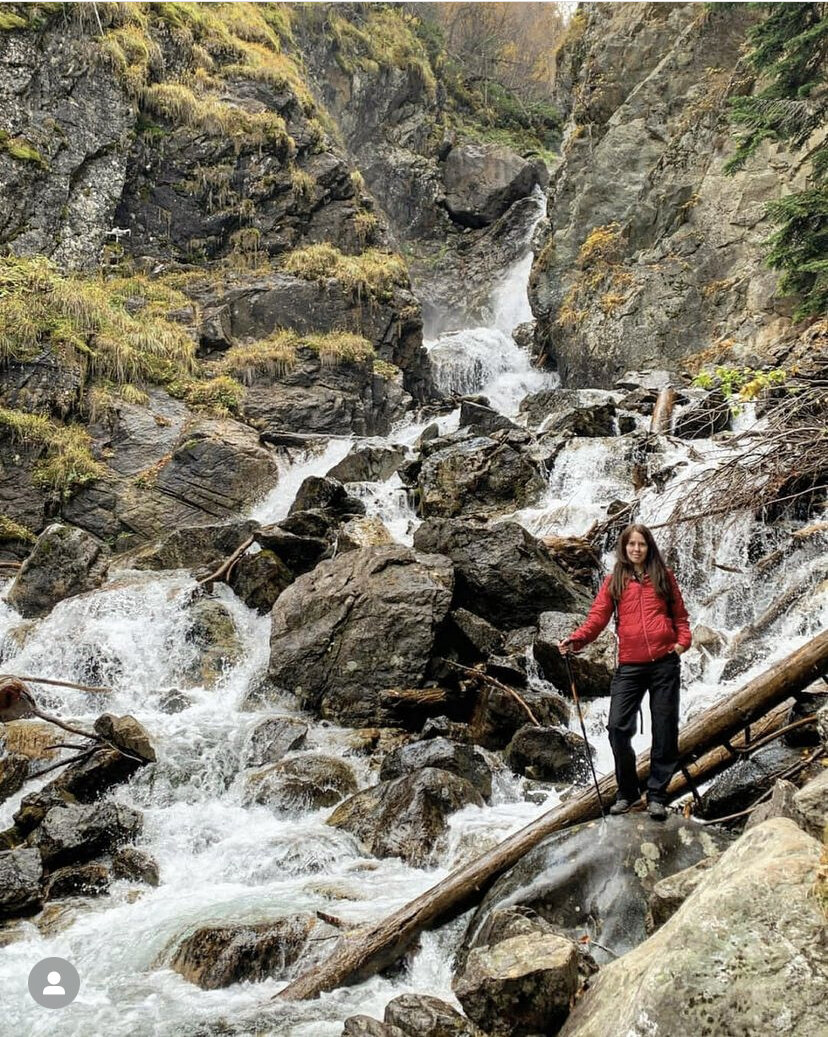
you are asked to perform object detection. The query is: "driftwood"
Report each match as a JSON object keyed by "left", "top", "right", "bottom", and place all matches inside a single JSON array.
[
  {"left": 276, "top": 629, "right": 828, "bottom": 1002},
  {"left": 448, "top": 661, "right": 541, "bottom": 727},
  {"left": 197, "top": 535, "right": 255, "bottom": 587},
  {"left": 649, "top": 387, "right": 676, "bottom": 434}
]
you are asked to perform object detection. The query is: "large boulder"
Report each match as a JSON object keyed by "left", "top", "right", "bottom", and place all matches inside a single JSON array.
[
  {"left": 417, "top": 434, "right": 544, "bottom": 518},
  {"left": 268, "top": 546, "right": 454, "bottom": 725},
  {"left": 167, "top": 913, "right": 337, "bottom": 990},
  {"left": 384, "top": 994, "right": 486, "bottom": 1036},
  {"left": 443, "top": 143, "right": 539, "bottom": 228},
  {"left": 453, "top": 932, "right": 579, "bottom": 1036},
  {"left": 379, "top": 737, "right": 492, "bottom": 800},
  {"left": 228, "top": 549, "right": 294, "bottom": 614},
  {"left": 0, "top": 847, "right": 43, "bottom": 918},
  {"left": 697, "top": 742, "right": 802, "bottom": 821},
  {"left": 327, "top": 441, "right": 406, "bottom": 483},
  {"left": 244, "top": 753, "right": 357, "bottom": 813},
  {"left": 518, "top": 388, "right": 618, "bottom": 435},
  {"left": 288, "top": 475, "right": 366, "bottom": 519},
  {"left": 114, "top": 520, "right": 258, "bottom": 575},
  {"left": 413, "top": 519, "right": 589, "bottom": 629},
  {"left": 534, "top": 610, "right": 616, "bottom": 696},
  {"left": 504, "top": 725, "right": 591, "bottom": 781},
  {"left": 467, "top": 815, "right": 733, "bottom": 963},
  {"left": 557, "top": 820, "right": 828, "bottom": 1037},
  {"left": 6, "top": 523, "right": 110, "bottom": 617},
  {"left": 327, "top": 768, "right": 484, "bottom": 866},
  {"left": 470, "top": 685, "right": 570, "bottom": 751},
  {"left": 31, "top": 800, "right": 143, "bottom": 869}
]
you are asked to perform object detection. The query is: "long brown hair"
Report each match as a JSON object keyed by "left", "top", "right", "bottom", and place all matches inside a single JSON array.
[{"left": 609, "top": 524, "right": 672, "bottom": 604}]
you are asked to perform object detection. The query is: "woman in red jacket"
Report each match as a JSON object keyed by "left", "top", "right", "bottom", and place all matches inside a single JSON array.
[{"left": 559, "top": 523, "right": 692, "bottom": 820}]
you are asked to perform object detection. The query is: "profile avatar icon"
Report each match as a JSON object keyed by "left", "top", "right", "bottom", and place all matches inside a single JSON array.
[
  {"left": 28, "top": 956, "right": 80, "bottom": 1008},
  {"left": 43, "top": 971, "right": 66, "bottom": 996}
]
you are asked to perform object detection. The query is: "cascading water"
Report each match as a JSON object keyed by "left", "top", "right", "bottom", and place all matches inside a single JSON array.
[{"left": 2, "top": 186, "right": 825, "bottom": 1037}]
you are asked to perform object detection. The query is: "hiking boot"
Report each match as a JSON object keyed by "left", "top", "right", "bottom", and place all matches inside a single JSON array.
[
  {"left": 609, "top": 798, "right": 632, "bottom": 815},
  {"left": 648, "top": 800, "right": 668, "bottom": 821}
]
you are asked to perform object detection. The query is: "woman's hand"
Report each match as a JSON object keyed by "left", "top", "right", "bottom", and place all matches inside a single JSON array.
[
  {"left": 558, "top": 638, "right": 573, "bottom": 656},
  {"left": 673, "top": 643, "right": 687, "bottom": 656}
]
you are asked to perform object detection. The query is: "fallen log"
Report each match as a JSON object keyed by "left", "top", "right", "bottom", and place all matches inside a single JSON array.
[
  {"left": 276, "top": 629, "right": 828, "bottom": 1002},
  {"left": 649, "top": 387, "right": 676, "bottom": 435}
]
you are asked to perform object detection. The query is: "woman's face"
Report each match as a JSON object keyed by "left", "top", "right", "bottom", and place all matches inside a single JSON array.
[{"left": 626, "top": 531, "right": 648, "bottom": 567}]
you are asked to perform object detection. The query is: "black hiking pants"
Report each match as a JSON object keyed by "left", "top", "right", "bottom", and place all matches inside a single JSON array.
[{"left": 607, "top": 652, "right": 681, "bottom": 804}]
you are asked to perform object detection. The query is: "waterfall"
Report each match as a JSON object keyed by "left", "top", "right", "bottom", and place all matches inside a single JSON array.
[{"left": 2, "top": 192, "right": 825, "bottom": 1037}]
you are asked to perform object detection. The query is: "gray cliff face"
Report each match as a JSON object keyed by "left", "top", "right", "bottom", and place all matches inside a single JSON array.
[{"left": 529, "top": 3, "right": 810, "bottom": 388}]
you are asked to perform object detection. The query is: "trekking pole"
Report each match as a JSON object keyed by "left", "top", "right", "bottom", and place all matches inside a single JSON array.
[{"left": 564, "top": 654, "right": 607, "bottom": 819}]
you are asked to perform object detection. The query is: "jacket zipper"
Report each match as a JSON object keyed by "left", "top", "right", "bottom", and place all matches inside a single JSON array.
[{"left": 639, "top": 580, "right": 654, "bottom": 661}]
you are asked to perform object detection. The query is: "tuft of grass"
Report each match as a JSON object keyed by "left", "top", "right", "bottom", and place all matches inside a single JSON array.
[
  {"left": 578, "top": 223, "right": 623, "bottom": 268},
  {"left": 0, "top": 256, "right": 197, "bottom": 387},
  {"left": 304, "top": 331, "right": 374, "bottom": 366},
  {"left": 281, "top": 243, "right": 408, "bottom": 303},
  {"left": 353, "top": 210, "right": 379, "bottom": 245},
  {"left": 373, "top": 358, "right": 401, "bottom": 380},
  {"left": 0, "top": 406, "right": 106, "bottom": 492},
  {"left": 290, "top": 167, "right": 315, "bottom": 200},
  {"left": 214, "top": 330, "right": 299, "bottom": 383},
  {"left": 0, "top": 10, "right": 28, "bottom": 30},
  {"left": 166, "top": 374, "right": 245, "bottom": 415},
  {"left": 0, "top": 514, "right": 35, "bottom": 543},
  {"left": 141, "top": 81, "right": 291, "bottom": 151}
]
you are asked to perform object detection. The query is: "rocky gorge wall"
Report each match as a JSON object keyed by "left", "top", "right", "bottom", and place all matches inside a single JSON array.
[{"left": 529, "top": 1, "right": 825, "bottom": 388}]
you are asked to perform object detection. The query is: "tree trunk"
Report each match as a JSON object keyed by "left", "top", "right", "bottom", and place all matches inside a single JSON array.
[
  {"left": 277, "top": 630, "right": 828, "bottom": 1001},
  {"left": 650, "top": 387, "right": 676, "bottom": 434}
]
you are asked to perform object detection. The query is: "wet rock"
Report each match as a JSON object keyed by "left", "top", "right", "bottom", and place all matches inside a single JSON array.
[
  {"left": 417, "top": 436, "right": 544, "bottom": 518},
  {"left": 0, "top": 752, "right": 29, "bottom": 804},
  {"left": 327, "top": 768, "right": 483, "bottom": 867},
  {"left": 51, "top": 748, "right": 145, "bottom": 804},
  {"left": 93, "top": 714, "right": 156, "bottom": 763},
  {"left": 453, "top": 931, "right": 579, "bottom": 1036},
  {"left": 519, "top": 388, "right": 618, "bottom": 436},
  {"left": 277, "top": 508, "right": 337, "bottom": 542},
  {"left": 443, "top": 143, "right": 539, "bottom": 228},
  {"left": 228, "top": 549, "right": 294, "bottom": 613},
  {"left": 785, "top": 692, "right": 828, "bottom": 747},
  {"left": 7, "top": 523, "right": 110, "bottom": 618},
  {"left": 691, "top": 623, "right": 727, "bottom": 656},
  {"left": 254, "top": 524, "right": 329, "bottom": 575},
  {"left": 697, "top": 742, "right": 802, "bottom": 822},
  {"left": 534, "top": 611, "right": 616, "bottom": 696},
  {"left": 12, "top": 784, "right": 68, "bottom": 839},
  {"left": 468, "top": 815, "right": 733, "bottom": 963},
  {"left": 673, "top": 389, "right": 731, "bottom": 439},
  {"left": 379, "top": 737, "right": 492, "bottom": 800},
  {"left": 421, "top": 716, "right": 472, "bottom": 743},
  {"left": 327, "top": 441, "right": 406, "bottom": 483},
  {"left": 470, "top": 685, "right": 570, "bottom": 751},
  {"left": 504, "top": 725, "right": 590, "bottom": 781},
  {"left": 113, "top": 520, "right": 258, "bottom": 575},
  {"left": 337, "top": 516, "right": 394, "bottom": 552},
  {"left": 159, "top": 688, "right": 192, "bottom": 714},
  {"left": 458, "top": 399, "right": 520, "bottom": 436},
  {"left": 615, "top": 370, "right": 678, "bottom": 393},
  {"left": 557, "top": 820, "right": 827, "bottom": 1037},
  {"left": 793, "top": 768, "right": 828, "bottom": 841},
  {"left": 185, "top": 599, "right": 243, "bottom": 687},
  {"left": 0, "top": 847, "right": 43, "bottom": 918},
  {"left": 244, "top": 753, "right": 357, "bottom": 812},
  {"left": 413, "top": 519, "right": 588, "bottom": 630},
  {"left": 384, "top": 993, "right": 485, "bottom": 1036},
  {"left": 242, "top": 717, "right": 308, "bottom": 768},
  {"left": 32, "top": 800, "right": 143, "bottom": 869},
  {"left": 645, "top": 854, "right": 721, "bottom": 932},
  {"left": 268, "top": 546, "right": 454, "bottom": 726},
  {"left": 289, "top": 476, "right": 366, "bottom": 519},
  {"left": 744, "top": 778, "right": 799, "bottom": 832},
  {"left": 44, "top": 861, "right": 110, "bottom": 901},
  {"left": 112, "top": 846, "right": 160, "bottom": 886},
  {"left": 449, "top": 608, "right": 505, "bottom": 658},
  {"left": 342, "top": 1018, "right": 405, "bottom": 1037},
  {"left": 167, "top": 913, "right": 337, "bottom": 990}
]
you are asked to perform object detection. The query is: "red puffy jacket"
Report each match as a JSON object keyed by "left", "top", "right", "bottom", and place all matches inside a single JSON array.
[{"left": 569, "top": 569, "right": 691, "bottom": 665}]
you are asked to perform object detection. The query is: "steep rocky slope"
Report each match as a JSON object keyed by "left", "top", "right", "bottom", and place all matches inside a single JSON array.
[{"left": 529, "top": 2, "right": 825, "bottom": 387}]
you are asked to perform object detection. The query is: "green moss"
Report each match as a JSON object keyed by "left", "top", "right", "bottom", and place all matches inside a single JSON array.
[
  {"left": 0, "top": 129, "right": 48, "bottom": 169},
  {"left": 0, "top": 10, "right": 27, "bottom": 30},
  {"left": 373, "top": 358, "right": 401, "bottom": 380}
]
